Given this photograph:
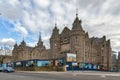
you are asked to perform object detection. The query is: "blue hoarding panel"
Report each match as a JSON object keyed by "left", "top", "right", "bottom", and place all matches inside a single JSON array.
[
  {"left": 37, "top": 61, "right": 50, "bottom": 67},
  {"left": 93, "top": 64, "right": 98, "bottom": 69},
  {"left": 2, "top": 63, "right": 6, "bottom": 69},
  {"left": 88, "top": 64, "right": 92, "bottom": 69},
  {"left": 82, "top": 63, "right": 86, "bottom": 68}
]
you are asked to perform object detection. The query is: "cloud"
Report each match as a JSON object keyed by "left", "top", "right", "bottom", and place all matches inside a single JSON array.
[
  {"left": 34, "top": 0, "right": 50, "bottom": 8},
  {"left": 0, "top": 0, "right": 23, "bottom": 20},
  {"left": 0, "top": 0, "right": 120, "bottom": 52},
  {"left": 14, "top": 22, "right": 28, "bottom": 37},
  {"left": 27, "top": 42, "right": 36, "bottom": 47},
  {"left": 0, "top": 38, "right": 15, "bottom": 46}
]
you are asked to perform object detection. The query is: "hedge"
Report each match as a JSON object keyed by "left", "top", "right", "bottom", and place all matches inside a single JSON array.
[{"left": 15, "top": 66, "right": 64, "bottom": 71}]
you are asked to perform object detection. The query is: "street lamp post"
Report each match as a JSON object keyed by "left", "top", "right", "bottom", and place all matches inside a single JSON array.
[
  {"left": 82, "top": 39, "right": 85, "bottom": 71},
  {"left": 72, "top": 58, "right": 74, "bottom": 72}
]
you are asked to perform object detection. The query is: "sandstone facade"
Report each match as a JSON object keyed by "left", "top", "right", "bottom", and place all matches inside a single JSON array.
[{"left": 12, "top": 14, "right": 112, "bottom": 69}]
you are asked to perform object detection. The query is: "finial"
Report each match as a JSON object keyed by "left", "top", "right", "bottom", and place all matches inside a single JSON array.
[
  {"left": 55, "top": 22, "right": 57, "bottom": 27},
  {"left": 76, "top": 8, "right": 78, "bottom": 17},
  {"left": 55, "top": 20, "right": 57, "bottom": 27},
  {"left": 21, "top": 37, "right": 26, "bottom": 44},
  {"left": 63, "top": 24, "right": 66, "bottom": 27},
  {"left": 23, "top": 37, "right": 24, "bottom": 41}
]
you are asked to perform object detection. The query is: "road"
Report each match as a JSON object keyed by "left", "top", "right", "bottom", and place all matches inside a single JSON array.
[{"left": 0, "top": 71, "right": 120, "bottom": 80}]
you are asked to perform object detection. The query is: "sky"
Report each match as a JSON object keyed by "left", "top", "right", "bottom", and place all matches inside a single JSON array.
[{"left": 0, "top": 0, "right": 120, "bottom": 54}]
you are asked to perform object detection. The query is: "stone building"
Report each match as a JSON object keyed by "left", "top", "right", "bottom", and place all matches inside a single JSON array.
[
  {"left": 12, "top": 12, "right": 112, "bottom": 69},
  {"left": 118, "top": 52, "right": 120, "bottom": 69},
  {"left": 12, "top": 34, "right": 50, "bottom": 61},
  {"left": 111, "top": 54, "right": 117, "bottom": 70}
]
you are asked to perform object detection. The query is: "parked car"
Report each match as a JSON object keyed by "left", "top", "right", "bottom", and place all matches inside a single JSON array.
[
  {"left": 110, "top": 68, "right": 118, "bottom": 72},
  {"left": 3, "top": 67, "right": 14, "bottom": 72},
  {"left": 0, "top": 67, "right": 3, "bottom": 72}
]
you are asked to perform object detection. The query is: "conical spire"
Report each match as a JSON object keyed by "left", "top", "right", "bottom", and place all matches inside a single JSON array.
[
  {"left": 21, "top": 38, "right": 26, "bottom": 45},
  {"left": 53, "top": 23, "right": 59, "bottom": 35},
  {"left": 55, "top": 21, "right": 57, "bottom": 27},
  {"left": 37, "top": 32, "right": 43, "bottom": 46},
  {"left": 72, "top": 9, "right": 83, "bottom": 31},
  {"left": 38, "top": 32, "right": 41, "bottom": 43},
  {"left": 51, "top": 22, "right": 60, "bottom": 39},
  {"left": 54, "top": 21, "right": 58, "bottom": 30}
]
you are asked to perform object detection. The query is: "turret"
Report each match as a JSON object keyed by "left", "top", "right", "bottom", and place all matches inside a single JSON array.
[
  {"left": 14, "top": 42, "right": 18, "bottom": 49},
  {"left": 70, "top": 10, "right": 85, "bottom": 67},
  {"left": 51, "top": 23, "right": 60, "bottom": 39},
  {"left": 37, "top": 32, "right": 44, "bottom": 48},
  {"left": 72, "top": 9, "right": 84, "bottom": 31},
  {"left": 50, "top": 23, "right": 60, "bottom": 58},
  {"left": 20, "top": 39, "right": 26, "bottom": 46}
]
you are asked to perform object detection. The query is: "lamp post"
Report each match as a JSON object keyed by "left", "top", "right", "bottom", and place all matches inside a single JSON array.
[
  {"left": 72, "top": 57, "right": 74, "bottom": 72},
  {"left": 62, "top": 49, "right": 67, "bottom": 71},
  {"left": 82, "top": 39, "right": 85, "bottom": 71},
  {"left": 101, "top": 47, "right": 104, "bottom": 70}
]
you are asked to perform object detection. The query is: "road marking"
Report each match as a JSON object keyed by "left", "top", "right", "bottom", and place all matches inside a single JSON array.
[
  {"left": 72, "top": 73, "right": 76, "bottom": 76},
  {"left": 72, "top": 72, "right": 120, "bottom": 77},
  {"left": 100, "top": 75, "right": 106, "bottom": 78}
]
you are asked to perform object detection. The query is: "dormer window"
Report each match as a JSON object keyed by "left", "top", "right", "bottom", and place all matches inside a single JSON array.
[{"left": 63, "top": 38, "right": 67, "bottom": 43}]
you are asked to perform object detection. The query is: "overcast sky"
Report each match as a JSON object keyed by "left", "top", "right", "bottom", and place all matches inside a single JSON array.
[{"left": 0, "top": 0, "right": 120, "bottom": 53}]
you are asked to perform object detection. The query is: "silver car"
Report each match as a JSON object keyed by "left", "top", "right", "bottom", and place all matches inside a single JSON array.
[{"left": 3, "top": 67, "right": 14, "bottom": 72}]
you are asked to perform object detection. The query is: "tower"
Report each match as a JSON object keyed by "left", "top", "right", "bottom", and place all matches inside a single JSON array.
[
  {"left": 70, "top": 10, "right": 85, "bottom": 66},
  {"left": 37, "top": 32, "right": 44, "bottom": 49},
  {"left": 50, "top": 23, "right": 60, "bottom": 59},
  {"left": 12, "top": 43, "right": 18, "bottom": 61},
  {"left": 21, "top": 39, "right": 26, "bottom": 46},
  {"left": 106, "top": 39, "right": 112, "bottom": 69}
]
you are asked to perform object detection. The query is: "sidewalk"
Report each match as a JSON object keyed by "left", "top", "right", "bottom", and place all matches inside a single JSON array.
[
  {"left": 15, "top": 70, "right": 120, "bottom": 77},
  {"left": 16, "top": 71, "right": 66, "bottom": 74},
  {"left": 16, "top": 70, "right": 120, "bottom": 75},
  {"left": 71, "top": 71, "right": 120, "bottom": 77}
]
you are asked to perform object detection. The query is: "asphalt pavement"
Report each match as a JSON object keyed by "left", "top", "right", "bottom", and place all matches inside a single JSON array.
[{"left": 0, "top": 71, "right": 120, "bottom": 80}]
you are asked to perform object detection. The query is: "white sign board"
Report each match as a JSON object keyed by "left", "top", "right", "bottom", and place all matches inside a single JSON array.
[{"left": 67, "top": 53, "right": 77, "bottom": 62}]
